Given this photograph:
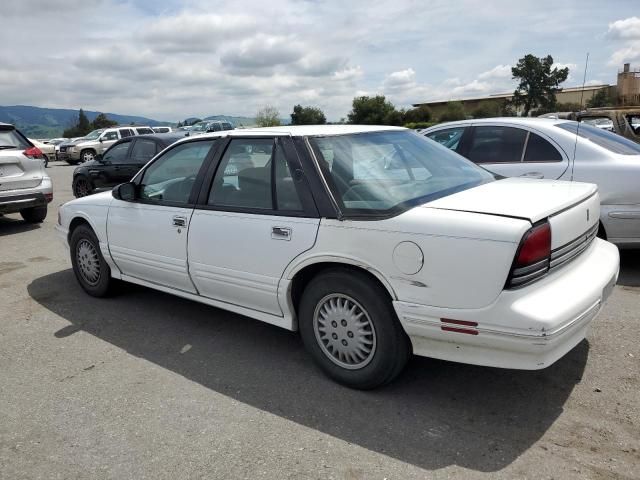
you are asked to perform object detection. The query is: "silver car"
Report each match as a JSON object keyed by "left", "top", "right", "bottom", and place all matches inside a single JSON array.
[
  {"left": 0, "top": 122, "right": 53, "bottom": 223},
  {"left": 423, "top": 117, "right": 640, "bottom": 248}
]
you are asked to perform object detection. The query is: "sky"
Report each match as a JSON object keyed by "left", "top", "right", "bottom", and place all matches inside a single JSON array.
[{"left": 0, "top": 0, "right": 639, "bottom": 122}]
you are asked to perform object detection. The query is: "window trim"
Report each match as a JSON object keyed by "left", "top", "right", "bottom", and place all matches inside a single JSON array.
[
  {"left": 128, "top": 138, "right": 220, "bottom": 208},
  {"left": 194, "top": 136, "right": 319, "bottom": 218}
]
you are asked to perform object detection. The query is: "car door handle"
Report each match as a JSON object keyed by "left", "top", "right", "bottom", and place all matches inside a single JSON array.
[
  {"left": 271, "top": 226, "right": 291, "bottom": 241},
  {"left": 519, "top": 171, "right": 544, "bottom": 179},
  {"left": 172, "top": 215, "right": 187, "bottom": 227}
]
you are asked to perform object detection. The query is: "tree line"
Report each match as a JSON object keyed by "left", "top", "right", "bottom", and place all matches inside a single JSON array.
[{"left": 63, "top": 108, "right": 119, "bottom": 138}]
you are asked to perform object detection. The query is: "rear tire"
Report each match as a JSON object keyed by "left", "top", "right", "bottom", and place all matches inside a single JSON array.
[
  {"left": 299, "top": 268, "right": 411, "bottom": 389},
  {"left": 69, "top": 225, "right": 113, "bottom": 297},
  {"left": 20, "top": 206, "right": 47, "bottom": 223}
]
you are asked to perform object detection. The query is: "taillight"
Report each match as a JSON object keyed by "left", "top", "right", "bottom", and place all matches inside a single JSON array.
[
  {"left": 506, "top": 221, "right": 551, "bottom": 288},
  {"left": 23, "top": 146, "right": 44, "bottom": 159},
  {"left": 45, "top": 192, "right": 53, "bottom": 203}
]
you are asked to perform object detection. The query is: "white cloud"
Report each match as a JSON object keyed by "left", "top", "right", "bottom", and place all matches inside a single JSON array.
[
  {"left": 478, "top": 65, "right": 512, "bottom": 80},
  {"left": 607, "top": 16, "right": 640, "bottom": 40},
  {"left": 609, "top": 45, "right": 640, "bottom": 66}
]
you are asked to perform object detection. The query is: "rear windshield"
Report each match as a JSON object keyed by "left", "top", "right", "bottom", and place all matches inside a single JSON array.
[
  {"left": 556, "top": 122, "right": 640, "bottom": 155},
  {"left": 0, "top": 127, "right": 31, "bottom": 149},
  {"left": 309, "top": 130, "right": 494, "bottom": 216}
]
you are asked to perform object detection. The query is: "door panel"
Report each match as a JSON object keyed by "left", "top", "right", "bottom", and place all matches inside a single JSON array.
[
  {"left": 188, "top": 211, "right": 319, "bottom": 315},
  {"left": 107, "top": 202, "right": 196, "bottom": 292}
]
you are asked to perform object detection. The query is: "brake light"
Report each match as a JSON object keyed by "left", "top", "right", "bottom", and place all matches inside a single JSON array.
[
  {"left": 506, "top": 221, "right": 551, "bottom": 288},
  {"left": 23, "top": 146, "right": 44, "bottom": 159}
]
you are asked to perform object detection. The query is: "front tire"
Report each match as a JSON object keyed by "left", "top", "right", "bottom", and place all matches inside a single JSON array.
[
  {"left": 80, "top": 149, "right": 96, "bottom": 163},
  {"left": 299, "top": 268, "right": 411, "bottom": 389},
  {"left": 70, "top": 225, "right": 113, "bottom": 297},
  {"left": 20, "top": 206, "right": 47, "bottom": 223},
  {"left": 73, "top": 175, "right": 93, "bottom": 197}
]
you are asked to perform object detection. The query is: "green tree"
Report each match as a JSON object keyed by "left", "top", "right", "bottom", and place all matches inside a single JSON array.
[
  {"left": 256, "top": 105, "right": 281, "bottom": 127},
  {"left": 62, "top": 108, "right": 93, "bottom": 137},
  {"left": 439, "top": 102, "right": 467, "bottom": 122},
  {"left": 290, "top": 104, "right": 327, "bottom": 125},
  {"left": 91, "top": 113, "right": 118, "bottom": 129},
  {"left": 511, "top": 54, "right": 569, "bottom": 116},
  {"left": 586, "top": 88, "right": 614, "bottom": 108},
  {"left": 347, "top": 95, "right": 396, "bottom": 124},
  {"left": 404, "top": 105, "right": 432, "bottom": 123},
  {"left": 383, "top": 109, "right": 406, "bottom": 126}
]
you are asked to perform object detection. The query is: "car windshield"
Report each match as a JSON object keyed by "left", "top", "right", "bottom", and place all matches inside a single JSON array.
[
  {"left": 191, "top": 123, "right": 206, "bottom": 132},
  {"left": 557, "top": 122, "right": 640, "bottom": 155},
  {"left": 308, "top": 130, "right": 494, "bottom": 216},
  {"left": 84, "top": 129, "right": 105, "bottom": 140}
]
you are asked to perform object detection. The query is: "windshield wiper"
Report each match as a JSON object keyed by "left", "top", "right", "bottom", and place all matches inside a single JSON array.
[{"left": 0, "top": 145, "right": 18, "bottom": 150}]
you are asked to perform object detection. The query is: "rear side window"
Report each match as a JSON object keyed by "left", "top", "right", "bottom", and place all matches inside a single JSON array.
[
  {"left": 0, "top": 128, "right": 30, "bottom": 149},
  {"left": 467, "top": 126, "right": 527, "bottom": 163},
  {"left": 425, "top": 127, "right": 465, "bottom": 151},
  {"left": 136, "top": 127, "right": 154, "bottom": 135},
  {"left": 119, "top": 129, "right": 133, "bottom": 138},
  {"left": 557, "top": 122, "right": 640, "bottom": 155},
  {"left": 131, "top": 139, "right": 158, "bottom": 164},
  {"left": 523, "top": 133, "right": 563, "bottom": 162}
]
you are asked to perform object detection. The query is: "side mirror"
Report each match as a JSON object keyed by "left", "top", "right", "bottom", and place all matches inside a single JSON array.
[
  {"left": 112, "top": 182, "right": 136, "bottom": 201},
  {"left": 99, "top": 137, "right": 104, "bottom": 143}
]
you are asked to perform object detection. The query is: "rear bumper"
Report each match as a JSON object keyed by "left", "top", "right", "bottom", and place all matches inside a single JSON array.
[
  {"left": 0, "top": 178, "right": 53, "bottom": 214},
  {"left": 394, "top": 238, "right": 620, "bottom": 370}
]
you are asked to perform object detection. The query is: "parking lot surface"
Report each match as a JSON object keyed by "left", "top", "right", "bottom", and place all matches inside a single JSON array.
[{"left": 1, "top": 162, "right": 639, "bottom": 479}]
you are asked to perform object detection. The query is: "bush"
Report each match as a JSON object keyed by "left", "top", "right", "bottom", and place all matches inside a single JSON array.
[
  {"left": 403, "top": 121, "right": 437, "bottom": 130},
  {"left": 438, "top": 102, "right": 466, "bottom": 122}
]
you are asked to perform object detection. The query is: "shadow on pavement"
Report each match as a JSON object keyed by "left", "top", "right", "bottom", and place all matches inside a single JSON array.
[
  {"left": 0, "top": 216, "right": 40, "bottom": 236},
  {"left": 617, "top": 249, "right": 640, "bottom": 287},
  {"left": 29, "top": 269, "right": 588, "bottom": 473}
]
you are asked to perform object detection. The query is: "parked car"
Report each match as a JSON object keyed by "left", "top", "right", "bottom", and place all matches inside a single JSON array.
[
  {"left": 72, "top": 133, "right": 185, "bottom": 197},
  {"left": 0, "top": 123, "right": 52, "bottom": 223},
  {"left": 540, "top": 107, "right": 640, "bottom": 143},
  {"left": 28, "top": 139, "right": 55, "bottom": 167},
  {"left": 47, "top": 137, "right": 67, "bottom": 161},
  {"left": 423, "top": 118, "right": 640, "bottom": 247},
  {"left": 188, "top": 120, "right": 234, "bottom": 136},
  {"left": 152, "top": 126, "right": 173, "bottom": 133},
  {"left": 56, "top": 125, "right": 619, "bottom": 389},
  {"left": 59, "top": 127, "right": 142, "bottom": 165}
]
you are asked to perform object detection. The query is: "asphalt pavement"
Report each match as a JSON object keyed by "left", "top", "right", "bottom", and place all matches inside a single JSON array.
[{"left": 1, "top": 161, "right": 638, "bottom": 479}]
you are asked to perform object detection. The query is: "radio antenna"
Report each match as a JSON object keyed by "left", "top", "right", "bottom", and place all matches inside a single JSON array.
[{"left": 571, "top": 52, "right": 589, "bottom": 181}]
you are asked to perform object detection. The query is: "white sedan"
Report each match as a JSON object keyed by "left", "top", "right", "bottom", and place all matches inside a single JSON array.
[
  {"left": 56, "top": 125, "right": 619, "bottom": 389},
  {"left": 423, "top": 118, "right": 640, "bottom": 248}
]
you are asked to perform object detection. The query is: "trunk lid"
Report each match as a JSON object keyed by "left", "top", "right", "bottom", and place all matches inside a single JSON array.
[
  {"left": 0, "top": 150, "right": 44, "bottom": 191},
  {"left": 425, "top": 178, "right": 596, "bottom": 222},
  {"left": 425, "top": 177, "right": 599, "bottom": 249}
]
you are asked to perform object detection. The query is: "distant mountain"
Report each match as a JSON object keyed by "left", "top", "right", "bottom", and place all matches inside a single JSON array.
[{"left": 0, "top": 105, "right": 171, "bottom": 138}]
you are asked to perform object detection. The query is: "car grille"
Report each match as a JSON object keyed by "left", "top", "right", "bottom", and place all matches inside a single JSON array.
[
  {"left": 549, "top": 223, "right": 598, "bottom": 272},
  {"left": 60, "top": 146, "right": 67, "bottom": 152}
]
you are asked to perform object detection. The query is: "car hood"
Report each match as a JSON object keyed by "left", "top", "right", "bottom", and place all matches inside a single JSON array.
[{"left": 424, "top": 177, "right": 597, "bottom": 223}]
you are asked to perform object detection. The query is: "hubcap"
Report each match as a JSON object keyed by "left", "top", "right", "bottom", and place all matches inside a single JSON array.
[
  {"left": 82, "top": 152, "right": 94, "bottom": 162},
  {"left": 76, "top": 239, "right": 100, "bottom": 286},
  {"left": 313, "top": 294, "right": 377, "bottom": 370},
  {"left": 75, "top": 179, "right": 89, "bottom": 197}
]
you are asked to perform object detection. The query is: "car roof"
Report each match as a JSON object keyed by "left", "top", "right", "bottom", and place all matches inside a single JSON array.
[
  {"left": 110, "top": 132, "right": 186, "bottom": 147},
  {"left": 190, "top": 124, "right": 406, "bottom": 139},
  {"left": 426, "top": 117, "right": 569, "bottom": 130}
]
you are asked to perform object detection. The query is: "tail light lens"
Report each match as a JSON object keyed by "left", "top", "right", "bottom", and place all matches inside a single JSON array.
[
  {"left": 506, "top": 221, "right": 551, "bottom": 289},
  {"left": 23, "top": 146, "right": 44, "bottom": 159}
]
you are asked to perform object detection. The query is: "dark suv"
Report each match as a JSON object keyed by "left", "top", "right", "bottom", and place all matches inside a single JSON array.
[{"left": 71, "top": 133, "right": 184, "bottom": 197}]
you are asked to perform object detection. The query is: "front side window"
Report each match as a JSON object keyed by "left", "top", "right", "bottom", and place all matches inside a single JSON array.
[
  {"left": 131, "top": 139, "right": 158, "bottom": 164},
  {"left": 103, "top": 141, "right": 131, "bottom": 164},
  {"left": 523, "top": 133, "right": 563, "bottom": 162},
  {"left": 309, "top": 131, "right": 493, "bottom": 215},
  {"left": 140, "top": 140, "right": 215, "bottom": 204},
  {"left": 467, "top": 126, "right": 527, "bottom": 163},
  {"left": 425, "top": 127, "right": 465, "bottom": 151},
  {"left": 556, "top": 122, "right": 640, "bottom": 155},
  {"left": 84, "top": 129, "right": 104, "bottom": 140}
]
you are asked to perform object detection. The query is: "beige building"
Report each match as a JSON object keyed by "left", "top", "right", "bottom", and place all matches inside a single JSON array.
[{"left": 413, "top": 63, "right": 638, "bottom": 118}]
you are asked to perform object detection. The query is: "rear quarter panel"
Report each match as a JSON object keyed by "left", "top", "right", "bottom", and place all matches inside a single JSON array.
[{"left": 287, "top": 208, "right": 530, "bottom": 309}]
